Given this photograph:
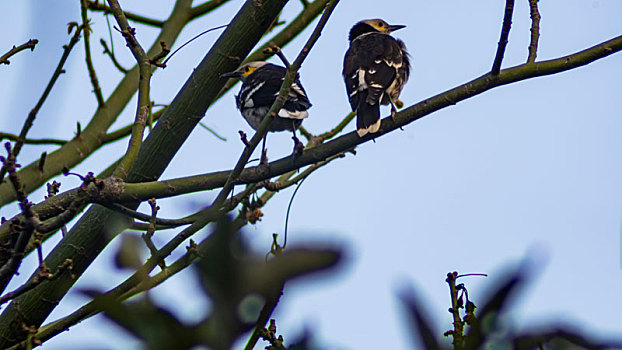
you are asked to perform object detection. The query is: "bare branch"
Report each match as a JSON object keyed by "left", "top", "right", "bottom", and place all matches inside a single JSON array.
[
  {"left": 86, "top": 0, "right": 164, "bottom": 27},
  {"left": 81, "top": 0, "right": 105, "bottom": 106},
  {"left": 0, "top": 148, "right": 39, "bottom": 295},
  {"left": 107, "top": 0, "right": 153, "bottom": 178},
  {"left": 0, "top": 39, "right": 38, "bottom": 65},
  {"left": 527, "top": 0, "right": 541, "bottom": 63},
  {"left": 100, "top": 38, "right": 128, "bottom": 73},
  {"left": 491, "top": 0, "right": 515, "bottom": 74},
  {"left": 0, "top": 27, "right": 82, "bottom": 184},
  {"left": 0, "top": 132, "right": 67, "bottom": 146}
]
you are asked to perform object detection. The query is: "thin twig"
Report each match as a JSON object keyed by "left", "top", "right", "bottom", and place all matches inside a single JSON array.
[
  {"left": 491, "top": 0, "right": 515, "bottom": 75},
  {"left": 107, "top": 0, "right": 153, "bottom": 179},
  {"left": 527, "top": 0, "right": 541, "bottom": 63},
  {"left": 142, "top": 198, "right": 166, "bottom": 270},
  {"left": 0, "top": 148, "right": 39, "bottom": 295},
  {"left": 0, "top": 260, "right": 73, "bottom": 306},
  {"left": 0, "top": 133, "right": 66, "bottom": 146},
  {"left": 100, "top": 38, "right": 128, "bottom": 73},
  {"left": 0, "top": 39, "right": 38, "bottom": 65},
  {"left": 103, "top": 202, "right": 195, "bottom": 227},
  {"left": 264, "top": 45, "right": 291, "bottom": 68},
  {"left": 0, "top": 26, "right": 83, "bottom": 183},
  {"left": 81, "top": 0, "right": 105, "bottom": 106},
  {"left": 198, "top": 122, "right": 227, "bottom": 141},
  {"left": 244, "top": 286, "right": 285, "bottom": 350},
  {"left": 86, "top": 0, "right": 164, "bottom": 27}
]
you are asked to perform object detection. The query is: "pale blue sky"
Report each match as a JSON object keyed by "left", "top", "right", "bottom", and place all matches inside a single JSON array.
[{"left": 1, "top": 1, "right": 621, "bottom": 349}]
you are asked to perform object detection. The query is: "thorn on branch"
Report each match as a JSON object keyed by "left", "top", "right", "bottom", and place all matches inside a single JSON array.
[
  {"left": 75, "top": 121, "right": 82, "bottom": 139},
  {"left": 37, "top": 152, "right": 46, "bottom": 173}
]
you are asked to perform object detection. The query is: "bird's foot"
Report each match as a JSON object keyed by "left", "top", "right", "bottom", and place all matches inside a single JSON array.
[
  {"left": 292, "top": 135, "right": 304, "bottom": 158},
  {"left": 260, "top": 148, "right": 269, "bottom": 165}
]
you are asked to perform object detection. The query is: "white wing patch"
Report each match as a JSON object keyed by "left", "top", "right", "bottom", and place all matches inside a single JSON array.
[{"left": 278, "top": 108, "right": 308, "bottom": 120}]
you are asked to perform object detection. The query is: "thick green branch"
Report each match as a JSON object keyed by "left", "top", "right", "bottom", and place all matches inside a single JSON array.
[{"left": 0, "top": 0, "right": 289, "bottom": 346}]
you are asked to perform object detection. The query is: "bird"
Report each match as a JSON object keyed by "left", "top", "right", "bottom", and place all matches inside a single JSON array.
[
  {"left": 343, "top": 19, "right": 410, "bottom": 137},
  {"left": 221, "top": 61, "right": 311, "bottom": 160}
]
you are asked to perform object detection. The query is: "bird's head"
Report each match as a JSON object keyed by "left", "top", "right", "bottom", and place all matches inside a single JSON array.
[
  {"left": 220, "top": 61, "right": 268, "bottom": 80},
  {"left": 349, "top": 19, "right": 406, "bottom": 41}
]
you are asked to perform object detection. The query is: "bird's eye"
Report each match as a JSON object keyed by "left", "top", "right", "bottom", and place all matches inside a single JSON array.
[
  {"left": 244, "top": 67, "right": 250, "bottom": 72},
  {"left": 377, "top": 22, "right": 384, "bottom": 28}
]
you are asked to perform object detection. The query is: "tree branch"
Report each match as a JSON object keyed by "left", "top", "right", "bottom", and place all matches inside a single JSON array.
[
  {"left": 491, "top": 0, "right": 515, "bottom": 74},
  {"left": 212, "top": 0, "right": 339, "bottom": 207},
  {"left": 0, "top": 133, "right": 66, "bottom": 146},
  {"left": 80, "top": 0, "right": 105, "bottom": 107},
  {"left": 86, "top": 0, "right": 165, "bottom": 27},
  {"left": 0, "top": 39, "right": 38, "bottom": 65},
  {"left": 0, "top": 27, "right": 82, "bottom": 185},
  {"left": 527, "top": 0, "right": 541, "bottom": 63},
  {"left": 106, "top": 0, "right": 153, "bottom": 179},
  {"left": 189, "top": 0, "right": 231, "bottom": 20},
  {"left": 0, "top": 1, "right": 293, "bottom": 345},
  {"left": 100, "top": 38, "right": 129, "bottom": 73}
]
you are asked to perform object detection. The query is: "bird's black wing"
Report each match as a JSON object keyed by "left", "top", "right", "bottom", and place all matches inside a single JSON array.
[{"left": 240, "top": 64, "right": 311, "bottom": 115}]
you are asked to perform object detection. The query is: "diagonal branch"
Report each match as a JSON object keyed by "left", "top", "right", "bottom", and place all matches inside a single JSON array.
[
  {"left": 106, "top": 0, "right": 153, "bottom": 179},
  {"left": 527, "top": 0, "right": 541, "bottom": 63},
  {"left": 100, "top": 38, "right": 129, "bottom": 73},
  {"left": 491, "top": 0, "right": 515, "bottom": 74},
  {"left": 0, "top": 39, "right": 38, "bottom": 65},
  {"left": 80, "top": 0, "right": 105, "bottom": 106}
]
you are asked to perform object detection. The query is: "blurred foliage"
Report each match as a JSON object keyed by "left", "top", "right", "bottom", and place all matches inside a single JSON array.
[{"left": 96, "top": 215, "right": 341, "bottom": 350}]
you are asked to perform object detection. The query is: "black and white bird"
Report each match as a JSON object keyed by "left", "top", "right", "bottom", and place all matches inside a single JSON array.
[
  {"left": 222, "top": 61, "right": 311, "bottom": 157},
  {"left": 343, "top": 19, "right": 410, "bottom": 137}
]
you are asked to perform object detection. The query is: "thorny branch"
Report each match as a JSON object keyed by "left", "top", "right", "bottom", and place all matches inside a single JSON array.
[{"left": 0, "top": 39, "right": 38, "bottom": 65}]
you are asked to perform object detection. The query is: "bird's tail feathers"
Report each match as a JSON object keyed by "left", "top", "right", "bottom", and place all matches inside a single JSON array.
[{"left": 356, "top": 100, "right": 381, "bottom": 137}]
